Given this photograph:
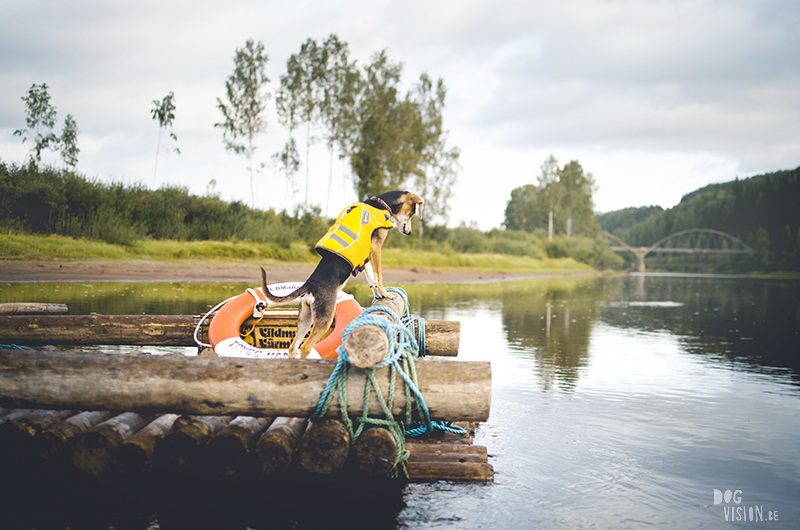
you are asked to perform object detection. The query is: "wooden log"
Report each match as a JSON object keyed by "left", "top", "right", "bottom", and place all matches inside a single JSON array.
[
  {"left": 40, "top": 410, "right": 114, "bottom": 460},
  {"left": 351, "top": 427, "right": 398, "bottom": 477},
  {"left": 153, "top": 415, "right": 232, "bottom": 473},
  {"left": 0, "top": 314, "right": 195, "bottom": 346},
  {"left": 0, "top": 303, "right": 68, "bottom": 315},
  {"left": 0, "top": 409, "right": 74, "bottom": 455},
  {"left": 296, "top": 419, "right": 350, "bottom": 474},
  {"left": 343, "top": 295, "right": 406, "bottom": 369},
  {"left": 405, "top": 442, "right": 488, "bottom": 456},
  {"left": 70, "top": 412, "right": 151, "bottom": 476},
  {"left": 406, "top": 452, "right": 487, "bottom": 464},
  {"left": 112, "top": 414, "right": 179, "bottom": 474},
  {"left": 254, "top": 416, "right": 308, "bottom": 475},
  {"left": 0, "top": 349, "right": 491, "bottom": 422},
  {"left": 0, "top": 314, "right": 458, "bottom": 354},
  {"left": 207, "top": 415, "right": 273, "bottom": 476},
  {"left": 416, "top": 319, "right": 459, "bottom": 357},
  {"left": 405, "top": 461, "right": 494, "bottom": 482}
]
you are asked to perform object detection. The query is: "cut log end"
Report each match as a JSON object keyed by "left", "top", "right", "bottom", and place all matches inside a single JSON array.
[
  {"left": 352, "top": 427, "right": 398, "bottom": 477},
  {"left": 343, "top": 325, "right": 390, "bottom": 369},
  {"left": 297, "top": 419, "right": 350, "bottom": 475}
]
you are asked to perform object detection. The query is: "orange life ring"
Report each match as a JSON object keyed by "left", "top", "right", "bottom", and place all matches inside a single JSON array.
[{"left": 208, "top": 282, "right": 363, "bottom": 359}]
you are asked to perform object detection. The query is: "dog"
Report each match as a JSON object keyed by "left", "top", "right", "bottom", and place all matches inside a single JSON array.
[{"left": 260, "top": 190, "right": 423, "bottom": 359}]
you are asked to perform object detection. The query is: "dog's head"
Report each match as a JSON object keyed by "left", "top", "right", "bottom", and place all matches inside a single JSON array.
[{"left": 370, "top": 191, "right": 423, "bottom": 235}]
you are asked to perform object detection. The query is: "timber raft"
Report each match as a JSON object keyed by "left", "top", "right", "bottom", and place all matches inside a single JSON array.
[{"left": 0, "top": 293, "right": 493, "bottom": 497}]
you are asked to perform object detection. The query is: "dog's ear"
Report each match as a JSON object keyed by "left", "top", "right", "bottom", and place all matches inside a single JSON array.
[{"left": 408, "top": 193, "right": 423, "bottom": 217}]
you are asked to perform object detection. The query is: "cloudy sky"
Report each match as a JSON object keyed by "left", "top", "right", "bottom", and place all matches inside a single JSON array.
[{"left": 1, "top": 0, "right": 798, "bottom": 229}]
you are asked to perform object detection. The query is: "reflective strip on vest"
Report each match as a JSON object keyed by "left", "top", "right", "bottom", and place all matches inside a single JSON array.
[{"left": 316, "top": 203, "right": 394, "bottom": 271}]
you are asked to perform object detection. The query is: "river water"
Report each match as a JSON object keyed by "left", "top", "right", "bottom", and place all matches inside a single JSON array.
[{"left": 1, "top": 274, "right": 799, "bottom": 529}]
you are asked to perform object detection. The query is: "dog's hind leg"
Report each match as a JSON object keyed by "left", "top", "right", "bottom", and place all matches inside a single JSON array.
[
  {"left": 298, "top": 292, "right": 337, "bottom": 359},
  {"left": 291, "top": 295, "right": 314, "bottom": 359}
]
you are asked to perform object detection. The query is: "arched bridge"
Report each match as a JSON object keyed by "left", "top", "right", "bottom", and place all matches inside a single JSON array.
[{"left": 603, "top": 229, "right": 755, "bottom": 272}]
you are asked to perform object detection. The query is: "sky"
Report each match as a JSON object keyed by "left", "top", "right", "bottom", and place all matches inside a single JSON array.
[{"left": 1, "top": 0, "right": 798, "bottom": 230}]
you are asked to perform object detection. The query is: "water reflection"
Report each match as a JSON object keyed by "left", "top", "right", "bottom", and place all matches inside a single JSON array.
[
  {"left": 498, "top": 278, "right": 621, "bottom": 392},
  {"left": 599, "top": 275, "right": 800, "bottom": 382},
  {"left": 0, "top": 281, "right": 259, "bottom": 316}
]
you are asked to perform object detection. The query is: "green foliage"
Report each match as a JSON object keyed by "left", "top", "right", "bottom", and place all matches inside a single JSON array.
[
  {"left": 350, "top": 51, "right": 419, "bottom": 199},
  {"left": 347, "top": 50, "right": 460, "bottom": 216},
  {"left": 60, "top": 114, "right": 80, "bottom": 170},
  {"left": 598, "top": 205, "right": 663, "bottom": 233},
  {"left": 14, "top": 83, "right": 79, "bottom": 169},
  {"left": 0, "top": 162, "right": 623, "bottom": 269},
  {"left": 545, "top": 235, "right": 623, "bottom": 269},
  {"left": 504, "top": 156, "right": 599, "bottom": 238},
  {"left": 504, "top": 184, "right": 547, "bottom": 232},
  {"left": 0, "top": 162, "right": 322, "bottom": 249},
  {"left": 151, "top": 91, "right": 179, "bottom": 186},
  {"left": 554, "top": 160, "right": 599, "bottom": 237},
  {"left": 381, "top": 220, "right": 617, "bottom": 268}
]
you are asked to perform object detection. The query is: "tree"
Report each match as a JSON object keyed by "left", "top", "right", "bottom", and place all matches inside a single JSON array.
[
  {"left": 280, "top": 38, "right": 325, "bottom": 207},
  {"left": 316, "top": 34, "right": 361, "bottom": 215},
  {"left": 151, "top": 91, "right": 179, "bottom": 187},
  {"left": 350, "top": 51, "right": 423, "bottom": 199},
  {"left": 60, "top": 113, "right": 80, "bottom": 170},
  {"left": 272, "top": 137, "right": 300, "bottom": 211},
  {"left": 215, "top": 38, "right": 270, "bottom": 207},
  {"left": 276, "top": 41, "right": 314, "bottom": 212},
  {"left": 14, "top": 83, "right": 59, "bottom": 167},
  {"left": 504, "top": 157, "right": 599, "bottom": 237},
  {"left": 409, "top": 73, "right": 460, "bottom": 228},
  {"left": 556, "top": 160, "right": 598, "bottom": 237},
  {"left": 537, "top": 155, "right": 559, "bottom": 240},
  {"left": 504, "top": 184, "right": 546, "bottom": 232}
]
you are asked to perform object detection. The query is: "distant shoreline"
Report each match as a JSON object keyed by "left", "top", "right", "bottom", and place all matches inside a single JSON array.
[{"left": 0, "top": 259, "right": 590, "bottom": 284}]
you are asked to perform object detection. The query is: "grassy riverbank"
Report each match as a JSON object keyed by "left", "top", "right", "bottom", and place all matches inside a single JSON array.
[{"left": 0, "top": 232, "right": 596, "bottom": 275}]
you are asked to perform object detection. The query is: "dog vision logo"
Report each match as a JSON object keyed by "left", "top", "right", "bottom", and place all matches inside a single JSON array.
[{"left": 713, "top": 489, "right": 780, "bottom": 523}]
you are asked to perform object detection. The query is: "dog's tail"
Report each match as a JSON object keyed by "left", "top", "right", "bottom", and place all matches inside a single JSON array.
[{"left": 259, "top": 266, "right": 311, "bottom": 305}]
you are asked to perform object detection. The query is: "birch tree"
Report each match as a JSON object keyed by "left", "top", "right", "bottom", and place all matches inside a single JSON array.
[
  {"left": 410, "top": 73, "right": 460, "bottom": 229},
  {"left": 14, "top": 83, "right": 59, "bottom": 167},
  {"left": 537, "top": 154, "right": 559, "bottom": 240},
  {"left": 60, "top": 113, "right": 80, "bottom": 171},
  {"left": 151, "top": 91, "right": 179, "bottom": 187},
  {"left": 215, "top": 39, "right": 270, "bottom": 207}
]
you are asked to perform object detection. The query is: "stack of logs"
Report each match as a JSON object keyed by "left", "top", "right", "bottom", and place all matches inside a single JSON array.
[
  {"left": 0, "top": 298, "right": 492, "bottom": 485},
  {"left": 0, "top": 407, "right": 492, "bottom": 483}
]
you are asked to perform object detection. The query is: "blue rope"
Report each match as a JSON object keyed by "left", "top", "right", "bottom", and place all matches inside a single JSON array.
[
  {"left": 384, "top": 287, "right": 466, "bottom": 438},
  {"left": 0, "top": 343, "right": 33, "bottom": 350},
  {"left": 384, "top": 287, "right": 426, "bottom": 357},
  {"left": 311, "top": 287, "right": 466, "bottom": 477},
  {"left": 311, "top": 305, "right": 424, "bottom": 421}
]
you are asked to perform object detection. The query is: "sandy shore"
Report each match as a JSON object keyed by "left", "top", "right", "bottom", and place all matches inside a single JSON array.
[{"left": 0, "top": 259, "right": 554, "bottom": 284}]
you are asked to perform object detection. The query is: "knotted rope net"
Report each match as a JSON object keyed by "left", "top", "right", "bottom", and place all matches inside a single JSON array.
[{"left": 311, "top": 287, "right": 465, "bottom": 478}]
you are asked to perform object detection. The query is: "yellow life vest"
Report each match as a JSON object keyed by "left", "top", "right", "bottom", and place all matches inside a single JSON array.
[{"left": 316, "top": 203, "right": 395, "bottom": 272}]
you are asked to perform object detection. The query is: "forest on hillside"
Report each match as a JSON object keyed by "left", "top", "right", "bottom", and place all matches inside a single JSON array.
[{"left": 598, "top": 167, "right": 800, "bottom": 272}]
